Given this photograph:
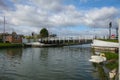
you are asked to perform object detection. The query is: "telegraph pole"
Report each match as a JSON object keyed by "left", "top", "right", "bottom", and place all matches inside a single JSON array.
[{"left": 4, "top": 16, "right": 5, "bottom": 34}]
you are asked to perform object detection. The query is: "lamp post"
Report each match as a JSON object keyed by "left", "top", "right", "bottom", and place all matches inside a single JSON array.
[
  {"left": 109, "top": 22, "right": 112, "bottom": 39},
  {"left": 116, "top": 27, "right": 118, "bottom": 40}
]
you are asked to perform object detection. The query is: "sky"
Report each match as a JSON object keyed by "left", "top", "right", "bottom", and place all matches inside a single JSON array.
[{"left": 0, "top": 0, "right": 120, "bottom": 37}]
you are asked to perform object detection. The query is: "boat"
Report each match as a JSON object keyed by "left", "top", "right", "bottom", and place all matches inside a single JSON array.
[
  {"left": 89, "top": 53, "right": 107, "bottom": 63},
  {"left": 24, "top": 42, "right": 64, "bottom": 47},
  {"left": 25, "top": 42, "right": 45, "bottom": 47}
]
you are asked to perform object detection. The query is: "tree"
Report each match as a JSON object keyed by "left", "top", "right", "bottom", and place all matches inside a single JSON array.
[
  {"left": 40, "top": 28, "right": 49, "bottom": 38},
  {"left": 12, "top": 31, "right": 17, "bottom": 36}
]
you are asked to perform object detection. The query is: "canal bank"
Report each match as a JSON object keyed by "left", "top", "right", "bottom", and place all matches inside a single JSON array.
[
  {"left": 91, "top": 39, "right": 119, "bottom": 53},
  {"left": 0, "top": 43, "right": 23, "bottom": 48},
  {"left": 91, "top": 39, "right": 119, "bottom": 80},
  {"left": 92, "top": 51, "right": 119, "bottom": 80}
]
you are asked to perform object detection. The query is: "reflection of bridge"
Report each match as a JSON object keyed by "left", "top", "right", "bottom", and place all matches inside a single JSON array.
[{"left": 39, "top": 36, "right": 93, "bottom": 46}]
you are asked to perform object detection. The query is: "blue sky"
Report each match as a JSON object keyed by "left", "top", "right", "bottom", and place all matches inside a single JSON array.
[
  {"left": 0, "top": 0, "right": 120, "bottom": 37},
  {"left": 64, "top": 0, "right": 120, "bottom": 9}
]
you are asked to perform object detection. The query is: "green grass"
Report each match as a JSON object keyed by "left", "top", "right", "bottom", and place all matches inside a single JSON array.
[
  {"left": 103, "top": 52, "right": 118, "bottom": 70},
  {"left": 99, "top": 39, "right": 118, "bottom": 43},
  {"left": 104, "top": 52, "right": 118, "bottom": 60},
  {"left": 105, "top": 61, "right": 118, "bottom": 70},
  {"left": 0, "top": 43, "right": 23, "bottom": 48}
]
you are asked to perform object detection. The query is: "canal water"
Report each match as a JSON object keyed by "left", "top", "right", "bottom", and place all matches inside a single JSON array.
[{"left": 0, "top": 44, "right": 107, "bottom": 80}]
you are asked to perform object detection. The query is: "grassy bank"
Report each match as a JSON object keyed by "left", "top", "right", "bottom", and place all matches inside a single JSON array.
[
  {"left": 0, "top": 43, "right": 23, "bottom": 48},
  {"left": 104, "top": 52, "right": 118, "bottom": 70},
  {"left": 99, "top": 39, "right": 118, "bottom": 43}
]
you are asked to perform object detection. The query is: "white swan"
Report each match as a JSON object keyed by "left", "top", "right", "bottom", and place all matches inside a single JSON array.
[{"left": 89, "top": 53, "right": 107, "bottom": 63}]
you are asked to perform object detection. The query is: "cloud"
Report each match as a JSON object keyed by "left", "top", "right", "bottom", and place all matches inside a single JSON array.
[
  {"left": 31, "top": 0, "right": 63, "bottom": 12},
  {"left": 0, "top": 0, "right": 9, "bottom": 10},
  {"left": 0, "top": 0, "right": 15, "bottom": 11},
  {"left": 0, "top": 0, "right": 119, "bottom": 36},
  {"left": 83, "top": 7, "right": 119, "bottom": 28},
  {"left": 49, "top": 6, "right": 119, "bottom": 28}
]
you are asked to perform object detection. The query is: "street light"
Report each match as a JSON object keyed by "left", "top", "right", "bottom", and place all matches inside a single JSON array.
[
  {"left": 109, "top": 22, "right": 112, "bottom": 39},
  {"left": 116, "top": 27, "right": 118, "bottom": 39}
]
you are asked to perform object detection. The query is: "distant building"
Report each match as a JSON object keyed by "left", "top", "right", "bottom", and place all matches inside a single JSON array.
[{"left": 0, "top": 32, "right": 23, "bottom": 43}]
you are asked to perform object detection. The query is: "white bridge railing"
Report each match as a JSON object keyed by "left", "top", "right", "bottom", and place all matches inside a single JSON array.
[
  {"left": 23, "top": 36, "right": 94, "bottom": 43},
  {"left": 38, "top": 36, "right": 93, "bottom": 41}
]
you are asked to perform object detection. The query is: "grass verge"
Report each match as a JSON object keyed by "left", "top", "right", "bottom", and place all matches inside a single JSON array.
[
  {"left": 0, "top": 43, "right": 23, "bottom": 48},
  {"left": 104, "top": 52, "right": 118, "bottom": 70},
  {"left": 98, "top": 39, "right": 118, "bottom": 43}
]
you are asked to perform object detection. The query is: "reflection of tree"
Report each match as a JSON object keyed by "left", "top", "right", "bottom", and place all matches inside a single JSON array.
[
  {"left": 97, "top": 65, "right": 108, "bottom": 80},
  {"left": 40, "top": 48, "right": 48, "bottom": 60},
  {"left": 92, "top": 63, "right": 97, "bottom": 68},
  {"left": 6, "top": 48, "right": 22, "bottom": 58},
  {"left": 92, "top": 63, "right": 108, "bottom": 80}
]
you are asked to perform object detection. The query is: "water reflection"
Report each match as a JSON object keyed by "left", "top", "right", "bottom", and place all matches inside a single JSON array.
[
  {"left": 92, "top": 63, "right": 108, "bottom": 80},
  {"left": 0, "top": 48, "right": 23, "bottom": 80},
  {"left": 6, "top": 48, "right": 22, "bottom": 59},
  {"left": 40, "top": 48, "right": 48, "bottom": 60},
  {"left": 0, "top": 44, "right": 112, "bottom": 80}
]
